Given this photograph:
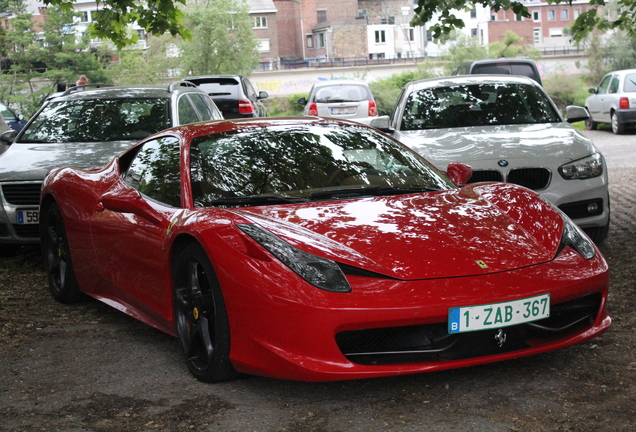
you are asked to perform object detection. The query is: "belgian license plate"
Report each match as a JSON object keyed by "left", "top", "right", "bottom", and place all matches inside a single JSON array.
[
  {"left": 17, "top": 209, "right": 39, "bottom": 224},
  {"left": 448, "top": 293, "right": 550, "bottom": 334},
  {"left": 331, "top": 107, "right": 356, "bottom": 115}
]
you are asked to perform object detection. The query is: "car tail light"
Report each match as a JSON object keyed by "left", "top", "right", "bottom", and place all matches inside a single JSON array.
[
  {"left": 308, "top": 102, "right": 318, "bottom": 116},
  {"left": 238, "top": 99, "right": 255, "bottom": 114},
  {"left": 619, "top": 97, "right": 630, "bottom": 109},
  {"left": 368, "top": 100, "right": 378, "bottom": 117}
]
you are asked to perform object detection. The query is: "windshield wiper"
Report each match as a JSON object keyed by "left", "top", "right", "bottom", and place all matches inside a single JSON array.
[
  {"left": 206, "top": 195, "right": 310, "bottom": 207},
  {"left": 310, "top": 186, "right": 440, "bottom": 200}
]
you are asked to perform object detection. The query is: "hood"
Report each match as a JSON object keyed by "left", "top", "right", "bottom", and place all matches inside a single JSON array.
[
  {"left": 394, "top": 123, "right": 597, "bottom": 170},
  {"left": 234, "top": 187, "right": 560, "bottom": 280},
  {"left": 0, "top": 141, "right": 135, "bottom": 182}
]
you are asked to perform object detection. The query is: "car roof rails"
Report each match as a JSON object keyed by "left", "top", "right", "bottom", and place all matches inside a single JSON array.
[
  {"left": 60, "top": 83, "right": 114, "bottom": 96},
  {"left": 168, "top": 80, "right": 198, "bottom": 92}
]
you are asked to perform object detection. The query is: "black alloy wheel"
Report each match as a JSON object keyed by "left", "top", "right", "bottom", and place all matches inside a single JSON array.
[
  {"left": 43, "top": 203, "right": 82, "bottom": 303},
  {"left": 173, "top": 242, "right": 238, "bottom": 382}
]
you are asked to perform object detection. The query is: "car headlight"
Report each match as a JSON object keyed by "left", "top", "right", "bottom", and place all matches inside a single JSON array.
[
  {"left": 558, "top": 153, "right": 603, "bottom": 180},
  {"left": 238, "top": 224, "right": 351, "bottom": 293},
  {"left": 539, "top": 196, "right": 595, "bottom": 260}
]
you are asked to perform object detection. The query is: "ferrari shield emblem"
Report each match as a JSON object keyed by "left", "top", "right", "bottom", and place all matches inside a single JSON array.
[{"left": 475, "top": 260, "right": 489, "bottom": 269}]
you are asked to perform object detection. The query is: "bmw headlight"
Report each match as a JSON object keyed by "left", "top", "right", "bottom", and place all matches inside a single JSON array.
[
  {"left": 238, "top": 224, "right": 351, "bottom": 293},
  {"left": 558, "top": 153, "right": 603, "bottom": 180},
  {"left": 539, "top": 196, "right": 595, "bottom": 260}
]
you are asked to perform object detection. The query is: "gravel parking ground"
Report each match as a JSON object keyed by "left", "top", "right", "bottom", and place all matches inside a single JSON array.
[{"left": 0, "top": 130, "right": 634, "bottom": 432}]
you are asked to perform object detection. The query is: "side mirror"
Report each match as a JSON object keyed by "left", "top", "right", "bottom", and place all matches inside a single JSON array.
[
  {"left": 0, "top": 129, "right": 17, "bottom": 144},
  {"left": 101, "top": 187, "right": 165, "bottom": 226},
  {"left": 588, "top": 88, "right": 598, "bottom": 94},
  {"left": 368, "top": 115, "right": 392, "bottom": 132},
  {"left": 297, "top": 97, "right": 308, "bottom": 105},
  {"left": 258, "top": 91, "right": 268, "bottom": 100},
  {"left": 446, "top": 162, "right": 473, "bottom": 186},
  {"left": 565, "top": 105, "right": 590, "bottom": 123}
]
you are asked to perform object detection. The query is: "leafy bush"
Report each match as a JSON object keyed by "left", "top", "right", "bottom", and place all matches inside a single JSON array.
[
  {"left": 262, "top": 93, "right": 306, "bottom": 117},
  {"left": 543, "top": 71, "right": 590, "bottom": 111}
]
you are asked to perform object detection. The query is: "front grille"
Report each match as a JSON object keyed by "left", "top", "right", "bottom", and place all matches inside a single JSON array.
[
  {"left": 1, "top": 183, "right": 42, "bottom": 205},
  {"left": 468, "top": 170, "right": 503, "bottom": 183},
  {"left": 12, "top": 224, "right": 40, "bottom": 238},
  {"left": 507, "top": 168, "right": 551, "bottom": 190},
  {"left": 336, "top": 293, "right": 601, "bottom": 365}
]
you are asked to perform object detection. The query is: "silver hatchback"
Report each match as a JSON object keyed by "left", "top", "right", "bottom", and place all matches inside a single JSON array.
[
  {"left": 585, "top": 68, "right": 636, "bottom": 134},
  {"left": 298, "top": 80, "right": 378, "bottom": 125}
]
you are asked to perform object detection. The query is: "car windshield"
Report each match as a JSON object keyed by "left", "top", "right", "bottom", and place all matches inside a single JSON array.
[
  {"left": 400, "top": 83, "right": 561, "bottom": 130},
  {"left": 17, "top": 98, "right": 170, "bottom": 143},
  {"left": 190, "top": 124, "right": 453, "bottom": 207},
  {"left": 313, "top": 84, "right": 371, "bottom": 103}
]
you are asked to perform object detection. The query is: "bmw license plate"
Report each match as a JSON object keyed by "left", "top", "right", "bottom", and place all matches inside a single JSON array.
[
  {"left": 17, "top": 209, "right": 39, "bottom": 224},
  {"left": 330, "top": 107, "right": 356, "bottom": 115},
  {"left": 448, "top": 293, "right": 550, "bottom": 334}
]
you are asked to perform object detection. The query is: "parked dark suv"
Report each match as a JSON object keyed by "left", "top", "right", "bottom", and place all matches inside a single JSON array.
[
  {"left": 452, "top": 59, "right": 542, "bottom": 86},
  {"left": 0, "top": 81, "right": 223, "bottom": 254},
  {"left": 185, "top": 75, "right": 268, "bottom": 118}
]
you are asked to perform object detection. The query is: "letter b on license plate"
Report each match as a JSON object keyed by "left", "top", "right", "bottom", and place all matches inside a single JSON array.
[{"left": 448, "top": 294, "right": 550, "bottom": 334}]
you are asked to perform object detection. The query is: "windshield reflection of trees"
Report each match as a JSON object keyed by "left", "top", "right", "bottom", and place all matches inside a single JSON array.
[
  {"left": 19, "top": 99, "right": 170, "bottom": 143},
  {"left": 190, "top": 125, "right": 451, "bottom": 206},
  {"left": 401, "top": 84, "right": 560, "bottom": 130}
]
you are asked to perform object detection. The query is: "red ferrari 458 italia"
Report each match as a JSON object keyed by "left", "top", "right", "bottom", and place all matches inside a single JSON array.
[{"left": 40, "top": 117, "right": 611, "bottom": 382}]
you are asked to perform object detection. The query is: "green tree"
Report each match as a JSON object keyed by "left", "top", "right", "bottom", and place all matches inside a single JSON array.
[
  {"left": 412, "top": 0, "right": 634, "bottom": 43},
  {"left": 42, "top": 0, "right": 190, "bottom": 49},
  {"left": 178, "top": 0, "right": 259, "bottom": 75}
]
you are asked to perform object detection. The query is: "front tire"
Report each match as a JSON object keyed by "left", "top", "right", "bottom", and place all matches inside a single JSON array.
[
  {"left": 611, "top": 111, "right": 625, "bottom": 134},
  {"left": 173, "top": 243, "right": 238, "bottom": 382},
  {"left": 42, "top": 203, "right": 82, "bottom": 303}
]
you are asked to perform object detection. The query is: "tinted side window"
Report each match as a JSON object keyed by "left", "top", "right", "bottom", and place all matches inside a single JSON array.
[
  {"left": 123, "top": 137, "right": 181, "bottom": 207},
  {"left": 178, "top": 95, "right": 200, "bottom": 124},
  {"left": 188, "top": 94, "right": 215, "bottom": 121}
]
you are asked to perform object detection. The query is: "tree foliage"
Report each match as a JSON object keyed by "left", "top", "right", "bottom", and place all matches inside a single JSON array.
[
  {"left": 43, "top": 0, "right": 190, "bottom": 49},
  {"left": 177, "top": 0, "right": 259, "bottom": 76},
  {"left": 412, "top": 0, "right": 636, "bottom": 43}
]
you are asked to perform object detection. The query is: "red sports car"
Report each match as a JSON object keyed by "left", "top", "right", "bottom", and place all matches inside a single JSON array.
[{"left": 40, "top": 118, "right": 611, "bottom": 382}]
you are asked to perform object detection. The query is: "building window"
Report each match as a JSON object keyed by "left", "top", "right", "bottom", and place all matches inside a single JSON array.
[
  {"left": 306, "top": 34, "right": 313, "bottom": 48},
  {"left": 548, "top": 9, "right": 556, "bottom": 21},
  {"left": 470, "top": 8, "right": 477, "bottom": 19},
  {"left": 375, "top": 30, "right": 386, "bottom": 44},
  {"left": 137, "top": 29, "right": 145, "bottom": 39},
  {"left": 80, "top": 11, "right": 89, "bottom": 22},
  {"left": 404, "top": 28, "right": 414, "bottom": 42},
  {"left": 471, "top": 28, "right": 477, "bottom": 37},
  {"left": 317, "top": 33, "right": 325, "bottom": 48},
  {"left": 561, "top": 9, "right": 569, "bottom": 20},
  {"left": 533, "top": 11, "right": 540, "bottom": 21},
  {"left": 574, "top": 9, "right": 582, "bottom": 18},
  {"left": 426, "top": 31, "right": 433, "bottom": 42},
  {"left": 549, "top": 27, "right": 563, "bottom": 37},
  {"left": 516, "top": 14, "right": 523, "bottom": 21},
  {"left": 254, "top": 16, "right": 267, "bottom": 28},
  {"left": 258, "top": 39, "right": 270, "bottom": 52},
  {"left": 491, "top": 14, "right": 497, "bottom": 21},
  {"left": 534, "top": 28, "right": 541, "bottom": 44},
  {"left": 357, "top": 9, "right": 367, "bottom": 19},
  {"left": 317, "top": 10, "right": 327, "bottom": 23}
]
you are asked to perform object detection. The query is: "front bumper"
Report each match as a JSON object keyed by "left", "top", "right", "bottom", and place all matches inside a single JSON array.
[
  {"left": 0, "top": 181, "right": 42, "bottom": 245},
  {"left": 217, "top": 244, "right": 610, "bottom": 381}
]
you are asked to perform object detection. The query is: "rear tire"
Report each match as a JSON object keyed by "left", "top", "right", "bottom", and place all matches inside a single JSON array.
[
  {"left": 173, "top": 242, "right": 238, "bottom": 382},
  {"left": 611, "top": 111, "right": 625, "bottom": 134},
  {"left": 42, "top": 203, "right": 82, "bottom": 303},
  {"left": 584, "top": 114, "right": 597, "bottom": 130}
]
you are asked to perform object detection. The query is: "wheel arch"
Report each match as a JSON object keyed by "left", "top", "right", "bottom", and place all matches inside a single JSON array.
[{"left": 38, "top": 193, "right": 58, "bottom": 240}]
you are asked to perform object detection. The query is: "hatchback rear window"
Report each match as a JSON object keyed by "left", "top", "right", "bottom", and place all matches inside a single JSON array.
[
  {"left": 312, "top": 85, "right": 372, "bottom": 103},
  {"left": 188, "top": 78, "right": 241, "bottom": 99}
]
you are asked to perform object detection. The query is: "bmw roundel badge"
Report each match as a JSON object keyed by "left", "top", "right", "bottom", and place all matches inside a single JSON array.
[{"left": 498, "top": 160, "right": 509, "bottom": 167}]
